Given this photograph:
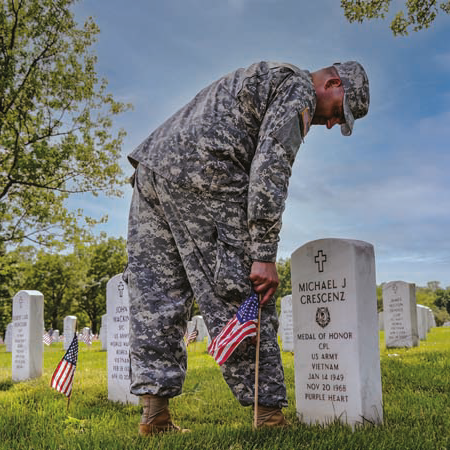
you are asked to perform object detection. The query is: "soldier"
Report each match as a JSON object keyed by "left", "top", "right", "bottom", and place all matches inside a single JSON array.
[{"left": 125, "top": 60, "right": 369, "bottom": 435}]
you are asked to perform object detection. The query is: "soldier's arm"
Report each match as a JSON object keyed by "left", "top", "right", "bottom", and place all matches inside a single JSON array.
[{"left": 247, "top": 73, "right": 313, "bottom": 303}]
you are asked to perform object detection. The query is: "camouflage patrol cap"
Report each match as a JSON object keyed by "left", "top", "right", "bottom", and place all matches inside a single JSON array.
[{"left": 333, "top": 61, "right": 369, "bottom": 136}]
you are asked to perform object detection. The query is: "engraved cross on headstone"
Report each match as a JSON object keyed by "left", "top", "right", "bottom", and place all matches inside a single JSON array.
[
  {"left": 18, "top": 295, "right": 24, "bottom": 309},
  {"left": 314, "top": 250, "right": 327, "bottom": 273},
  {"left": 118, "top": 281, "right": 124, "bottom": 298},
  {"left": 392, "top": 283, "right": 398, "bottom": 294}
]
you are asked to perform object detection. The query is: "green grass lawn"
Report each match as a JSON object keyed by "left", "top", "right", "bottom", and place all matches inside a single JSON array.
[{"left": 0, "top": 328, "right": 449, "bottom": 450}]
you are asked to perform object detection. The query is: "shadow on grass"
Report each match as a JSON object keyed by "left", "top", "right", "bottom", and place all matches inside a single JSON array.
[{"left": 0, "top": 379, "right": 13, "bottom": 391}]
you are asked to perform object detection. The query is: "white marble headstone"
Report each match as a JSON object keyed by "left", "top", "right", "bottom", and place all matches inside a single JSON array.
[
  {"left": 382, "top": 281, "right": 419, "bottom": 348},
  {"left": 64, "top": 316, "right": 77, "bottom": 350},
  {"left": 52, "top": 330, "right": 59, "bottom": 342},
  {"left": 280, "top": 295, "right": 294, "bottom": 352},
  {"left": 12, "top": 290, "right": 44, "bottom": 381},
  {"left": 5, "top": 322, "right": 13, "bottom": 352},
  {"left": 416, "top": 305, "right": 428, "bottom": 340},
  {"left": 430, "top": 310, "right": 436, "bottom": 328},
  {"left": 100, "top": 313, "right": 108, "bottom": 351},
  {"left": 106, "top": 274, "right": 139, "bottom": 405},
  {"left": 291, "top": 238, "right": 383, "bottom": 427},
  {"left": 82, "top": 327, "right": 92, "bottom": 345},
  {"left": 425, "top": 307, "right": 435, "bottom": 330},
  {"left": 189, "top": 315, "right": 210, "bottom": 343}
]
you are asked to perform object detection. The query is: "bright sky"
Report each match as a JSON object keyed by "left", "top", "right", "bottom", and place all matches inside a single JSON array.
[{"left": 72, "top": 0, "right": 450, "bottom": 288}]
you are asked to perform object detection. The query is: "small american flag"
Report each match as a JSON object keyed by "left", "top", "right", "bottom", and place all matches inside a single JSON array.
[
  {"left": 82, "top": 330, "right": 92, "bottom": 346},
  {"left": 208, "top": 292, "right": 259, "bottom": 366},
  {"left": 50, "top": 333, "right": 78, "bottom": 397},
  {"left": 43, "top": 332, "right": 52, "bottom": 346},
  {"left": 185, "top": 327, "right": 199, "bottom": 346}
]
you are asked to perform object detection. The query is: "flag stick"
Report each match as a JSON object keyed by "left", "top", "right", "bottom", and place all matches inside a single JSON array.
[
  {"left": 253, "top": 296, "right": 262, "bottom": 429},
  {"left": 67, "top": 319, "right": 77, "bottom": 413}
]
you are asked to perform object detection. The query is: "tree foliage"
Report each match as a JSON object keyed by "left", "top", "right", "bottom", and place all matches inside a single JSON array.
[
  {"left": 276, "top": 258, "right": 292, "bottom": 314},
  {"left": 0, "top": 0, "right": 130, "bottom": 248},
  {"left": 0, "top": 234, "right": 127, "bottom": 336},
  {"left": 76, "top": 235, "right": 127, "bottom": 333},
  {"left": 341, "top": 0, "right": 450, "bottom": 35},
  {"left": 435, "top": 288, "right": 450, "bottom": 315},
  {"left": 276, "top": 258, "right": 292, "bottom": 301},
  {"left": 22, "top": 250, "right": 81, "bottom": 330}
]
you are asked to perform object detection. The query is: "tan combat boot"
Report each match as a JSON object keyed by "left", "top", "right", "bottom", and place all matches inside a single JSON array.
[
  {"left": 256, "top": 405, "right": 289, "bottom": 428},
  {"left": 139, "top": 394, "right": 189, "bottom": 436}
]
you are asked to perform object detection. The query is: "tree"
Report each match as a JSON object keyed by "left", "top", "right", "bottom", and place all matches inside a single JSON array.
[
  {"left": 276, "top": 258, "right": 292, "bottom": 315},
  {"left": 341, "top": 0, "right": 450, "bottom": 35},
  {"left": 0, "top": 0, "right": 130, "bottom": 248},
  {"left": 0, "top": 243, "right": 35, "bottom": 336},
  {"left": 276, "top": 258, "right": 292, "bottom": 301},
  {"left": 435, "top": 288, "right": 450, "bottom": 315},
  {"left": 22, "top": 250, "right": 80, "bottom": 330},
  {"left": 376, "top": 284, "right": 383, "bottom": 312},
  {"left": 76, "top": 235, "right": 127, "bottom": 333}
]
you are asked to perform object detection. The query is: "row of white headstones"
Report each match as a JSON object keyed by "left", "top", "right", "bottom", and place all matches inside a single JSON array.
[
  {"left": 2, "top": 238, "right": 440, "bottom": 428},
  {"left": 280, "top": 284, "right": 437, "bottom": 352}
]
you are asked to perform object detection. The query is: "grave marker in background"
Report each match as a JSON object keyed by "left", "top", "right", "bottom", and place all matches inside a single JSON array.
[
  {"left": 279, "top": 295, "right": 294, "bottom": 352},
  {"left": 12, "top": 290, "right": 44, "bottom": 381},
  {"left": 416, "top": 305, "right": 428, "bottom": 340},
  {"left": 382, "top": 281, "right": 419, "bottom": 348},
  {"left": 291, "top": 238, "right": 383, "bottom": 427},
  {"left": 106, "top": 274, "right": 139, "bottom": 405},
  {"left": 64, "top": 316, "right": 77, "bottom": 350},
  {"left": 189, "top": 315, "right": 210, "bottom": 343},
  {"left": 425, "top": 307, "right": 435, "bottom": 329},
  {"left": 82, "top": 327, "right": 92, "bottom": 345},
  {"left": 5, "top": 323, "right": 13, "bottom": 352},
  {"left": 100, "top": 314, "right": 108, "bottom": 351}
]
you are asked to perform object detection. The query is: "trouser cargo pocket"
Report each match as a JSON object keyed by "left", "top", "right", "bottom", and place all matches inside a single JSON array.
[{"left": 213, "top": 221, "right": 252, "bottom": 301}]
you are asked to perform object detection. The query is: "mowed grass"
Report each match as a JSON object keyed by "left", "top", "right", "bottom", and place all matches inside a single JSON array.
[{"left": 0, "top": 328, "right": 449, "bottom": 450}]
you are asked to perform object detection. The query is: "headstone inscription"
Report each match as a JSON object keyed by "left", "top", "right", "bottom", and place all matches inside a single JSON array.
[
  {"left": 12, "top": 290, "right": 44, "bottom": 381},
  {"left": 291, "top": 238, "right": 383, "bottom": 427},
  {"left": 5, "top": 322, "right": 13, "bottom": 352},
  {"left": 382, "top": 281, "right": 419, "bottom": 348},
  {"left": 63, "top": 316, "right": 77, "bottom": 350},
  {"left": 106, "top": 274, "right": 139, "bottom": 405},
  {"left": 280, "top": 295, "right": 294, "bottom": 352},
  {"left": 416, "top": 305, "right": 427, "bottom": 340}
]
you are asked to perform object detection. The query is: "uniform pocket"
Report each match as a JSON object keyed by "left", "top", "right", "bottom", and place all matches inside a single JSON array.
[{"left": 213, "top": 222, "right": 252, "bottom": 301}]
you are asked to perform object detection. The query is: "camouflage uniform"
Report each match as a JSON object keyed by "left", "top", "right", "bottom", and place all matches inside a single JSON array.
[{"left": 126, "top": 61, "right": 317, "bottom": 408}]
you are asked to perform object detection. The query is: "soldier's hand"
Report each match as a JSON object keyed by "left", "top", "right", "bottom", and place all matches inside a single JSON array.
[{"left": 249, "top": 261, "right": 279, "bottom": 306}]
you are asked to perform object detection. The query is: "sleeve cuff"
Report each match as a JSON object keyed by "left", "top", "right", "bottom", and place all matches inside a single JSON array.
[{"left": 249, "top": 241, "right": 278, "bottom": 262}]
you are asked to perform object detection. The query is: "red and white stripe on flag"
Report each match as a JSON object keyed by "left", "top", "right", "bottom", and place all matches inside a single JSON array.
[
  {"left": 50, "top": 334, "right": 78, "bottom": 397},
  {"left": 208, "top": 292, "right": 259, "bottom": 366}
]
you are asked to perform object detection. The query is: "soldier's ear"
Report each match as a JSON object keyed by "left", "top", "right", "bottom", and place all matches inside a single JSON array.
[{"left": 324, "top": 77, "right": 342, "bottom": 90}]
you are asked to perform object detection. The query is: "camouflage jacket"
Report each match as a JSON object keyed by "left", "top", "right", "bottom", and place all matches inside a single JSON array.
[{"left": 129, "top": 61, "right": 317, "bottom": 262}]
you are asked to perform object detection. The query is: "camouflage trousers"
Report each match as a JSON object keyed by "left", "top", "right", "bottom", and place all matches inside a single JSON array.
[{"left": 126, "top": 163, "right": 287, "bottom": 408}]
